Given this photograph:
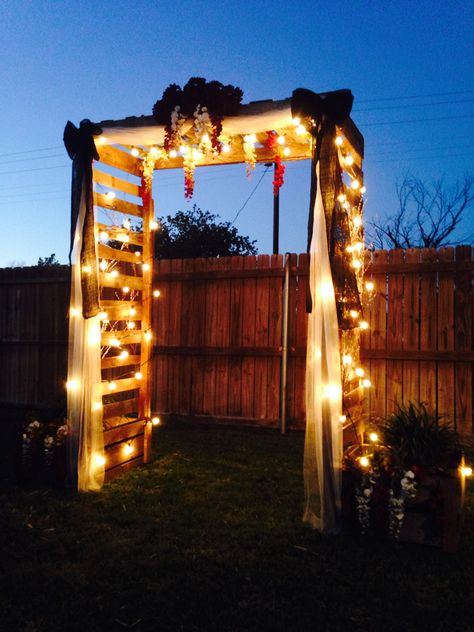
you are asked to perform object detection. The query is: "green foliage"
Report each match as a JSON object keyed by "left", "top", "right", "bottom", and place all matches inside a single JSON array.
[
  {"left": 154, "top": 205, "right": 257, "bottom": 259},
  {"left": 37, "top": 253, "right": 61, "bottom": 266},
  {"left": 381, "top": 402, "right": 459, "bottom": 469}
]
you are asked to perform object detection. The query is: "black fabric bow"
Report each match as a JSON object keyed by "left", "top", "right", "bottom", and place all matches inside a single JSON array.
[
  {"left": 63, "top": 119, "right": 102, "bottom": 319},
  {"left": 291, "top": 89, "right": 362, "bottom": 327}
]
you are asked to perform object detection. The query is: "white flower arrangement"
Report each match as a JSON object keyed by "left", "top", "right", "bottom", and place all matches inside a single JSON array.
[
  {"left": 355, "top": 473, "right": 375, "bottom": 535},
  {"left": 388, "top": 470, "right": 417, "bottom": 540}
]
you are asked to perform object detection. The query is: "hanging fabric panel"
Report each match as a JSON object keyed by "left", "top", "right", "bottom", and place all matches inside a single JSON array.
[{"left": 303, "top": 163, "right": 343, "bottom": 533}]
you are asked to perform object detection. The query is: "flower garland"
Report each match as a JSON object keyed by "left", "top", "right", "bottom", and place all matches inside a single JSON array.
[
  {"left": 264, "top": 131, "right": 286, "bottom": 196},
  {"left": 152, "top": 78, "right": 243, "bottom": 197},
  {"left": 140, "top": 149, "right": 160, "bottom": 205},
  {"left": 243, "top": 134, "right": 256, "bottom": 176},
  {"left": 388, "top": 470, "right": 417, "bottom": 540}
]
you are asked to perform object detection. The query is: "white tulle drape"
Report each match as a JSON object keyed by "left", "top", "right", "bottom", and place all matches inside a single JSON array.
[
  {"left": 303, "top": 163, "right": 343, "bottom": 533},
  {"left": 67, "top": 181, "right": 104, "bottom": 491}
]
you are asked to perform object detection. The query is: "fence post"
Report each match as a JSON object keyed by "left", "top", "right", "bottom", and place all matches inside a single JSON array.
[{"left": 280, "top": 254, "right": 290, "bottom": 434}]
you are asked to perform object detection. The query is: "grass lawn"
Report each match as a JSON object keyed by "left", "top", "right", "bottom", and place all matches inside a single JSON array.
[{"left": 1, "top": 422, "right": 473, "bottom": 632}]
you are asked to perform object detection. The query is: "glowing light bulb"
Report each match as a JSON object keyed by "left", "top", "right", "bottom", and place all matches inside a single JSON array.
[
  {"left": 169, "top": 149, "right": 177, "bottom": 158},
  {"left": 283, "top": 147, "right": 291, "bottom": 157},
  {"left": 124, "top": 443, "right": 134, "bottom": 456},
  {"left": 339, "top": 414, "right": 347, "bottom": 423},
  {"left": 360, "top": 186, "right": 367, "bottom": 194},
  {"left": 99, "top": 259, "right": 108, "bottom": 271},
  {"left": 105, "top": 191, "right": 116, "bottom": 201},
  {"left": 248, "top": 133, "right": 257, "bottom": 143},
  {"left": 122, "top": 286, "right": 130, "bottom": 294},
  {"left": 346, "top": 245, "right": 354, "bottom": 253},
  {"left": 296, "top": 124, "right": 306, "bottom": 135},
  {"left": 342, "top": 354, "right": 353, "bottom": 366},
  {"left": 70, "top": 307, "right": 81, "bottom": 317},
  {"left": 353, "top": 216, "right": 363, "bottom": 228},
  {"left": 360, "top": 321, "right": 369, "bottom": 330},
  {"left": 359, "top": 456, "right": 370, "bottom": 468},
  {"left": 201, "top": 133, "right": 210, "bottom": 144},
  {"left": 335, "top": 135, "right": 344, "bottom": 146},
  {"left": 353, "top": 242, "right": 364, "bottom": 252},
  {"left": 97, "top": 136, "right": 107, "bottom": 146},
  {"left": 351, "top": 179, "right": 360, "bottom": 190},
  {"left": 66, "top": 379, "right": 79, "bottom": 391},
  {"left": 320, "top": 282, "right": 334, "bottom": 299},
  {"left": 351, "top": 260, "right": 362, "bottom": 270},
  {"left": 150, "top": 146, "right": 159, "bottom": 157},
  {"left": 108, "top": 381, "right": 117, "bottom": 391},
  {"left": 119, "top": 350, "right": 129, "bottom": 359},
  {"left": 153, "top": 289, "right": 161, "bottom": 298},
  {"left": 127, "top": 321, "right": 136, "bottom": 329},
  {"left": 292, "top": 117, "right": 300, "bottom": 126},
  {"left": 461, "top": 466, "right": 473, "bottom": 477},
  {"left": 134, "top": 251, "right": 141, "bottom": 257},
  {"left": 337, "top": 193, "right": 346, "bottom": 203},
  {"left": 362, "top": 378, "right": 372, "bottom": 388},
  {"left": 150, "top": 220, "right": 159, "bottom": 230},
  {"left": 118, "top": 234, "right": 130, "bottom": 243},
  {"left": 152, "top": 416, "right": 161, "bottom": 426},
  {"left": 131, "top": 147, "right": 139, "bottom": 157},
  {"left": 98, "top": 311, "right": 108, "bottom": 320},
  {"left": 144, "top": 331, "right": 152, "bottom": 341},
  {"left": 369, "top": 432, "right": 379, "bottom": 443},
  {"left": 222, "top": 143, "right": 231, "bottom": 153},
  {"left": 350, "top": 310, "right": 359, "bottom": 319},
  {"left": 142, "top": 263, "right": 150, "bottom": 272},
  {"left": 82, "top": 265, "right": 91, "bottom": 274},
  {"left": 110, "top": 270, "right": 119, "bottom": 278},
  {"left": 365, "top": 281, "right": 375, "bottom": 292},
  {"left": 129, "top": 307, "right": 137, "bottom": 317},
  {"left": 277, "top": 135, "right": 285, "bottom": 145},
  {"left": 323, "top": 384, "right": 341, "bottom": 400},
  {"left": 179, "top": 145, "right": 189, "bottom": 155},
  {"left": 109, "top": 338, "right": 120, "bottom": 347},
  {"left": 135, "top": 372, "right": 143, "bottom": 380},
  {"left": 93, "top": 402, "right": 102, "bottom": 411},
  {"left": 355, "top": 367, "right": 365, "bottom": 377},
  {"left": 344, "top": 155, "right": 354, "bottom": 167},
  {"left": 94, "top": 453, "right": 106, "bottom": 467},
  {"left": 100, "top": 231, "right": 109, "bottom": 241}
]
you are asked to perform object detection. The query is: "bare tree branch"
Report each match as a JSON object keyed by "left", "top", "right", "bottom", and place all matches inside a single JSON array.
[{"left": 368, "top": 174, "right": 474, "bottom": 249}]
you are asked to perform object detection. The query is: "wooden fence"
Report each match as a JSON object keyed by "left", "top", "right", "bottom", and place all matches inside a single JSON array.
[
  {"left": 1, "top": 246, "right": 473, "bottom": 434},
  {"left": 361, "top": 246, "right": 473, "bottom": 434},
  {"left": 0, "top": 265, "right": 69, "bottom": 411},
  {"left": 152, "top": 254, "right": 309, "bottom": 430}
]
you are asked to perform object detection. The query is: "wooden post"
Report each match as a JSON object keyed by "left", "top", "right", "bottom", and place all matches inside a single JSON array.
[{"left": 141, "top": 192, "right": 154, "bottom": 463}]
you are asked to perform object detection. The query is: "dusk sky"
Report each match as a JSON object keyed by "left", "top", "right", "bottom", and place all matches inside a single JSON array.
[{"left": 1, "top": 0, "right": 472, "bottom": 267}]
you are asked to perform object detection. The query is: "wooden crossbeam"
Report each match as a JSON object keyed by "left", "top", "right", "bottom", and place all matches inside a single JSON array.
[
  {"left": 97, "top": 145, "right": 143, "bottom": 177},
  {"left": 99, "top": 300, "right": 143, "bottom": 320},
  {"left": 98, "top": 244, "right": 142, "bottom": 264},
  {"left": 93, "top": 168, "right": 141, "bottom": 197},
  {"left": 101, "top": 354, "right": 141, "bottom": 369},
  {"left": 103, "top": 397, "right": 139, "bottom": 420},
  {"left": 101, "top": 330, "right": 142, "bottom": 346},
  {"left": 97, "top": 223, "right": 143, "bottom": 246},
  {"left": 94, "top": 192, "right": 143, "bottom": 219},
  {"left": 99, "top": 271, "right": 144, "bottom": 291},
  {"left": 101, "top": 376, "right": 141, "bottom": 395}
]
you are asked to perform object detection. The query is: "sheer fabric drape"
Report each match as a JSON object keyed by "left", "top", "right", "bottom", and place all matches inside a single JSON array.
[
  {"left": 304, "top": 163, "right": 343, "bottom": 533},
  {"left": 67, "top": 180, "right": 104, "bottom": 491}
]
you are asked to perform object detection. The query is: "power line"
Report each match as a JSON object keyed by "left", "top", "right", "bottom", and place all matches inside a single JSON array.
[
  {"left": 357, "top": 89, "right": 474, "bottom": 104},
  {"left": 360, "top": 114, "right": 474, "bottom": 127},
  {"left": 231, "top": 167, "right": 270, "bottom": 223},
  {"left": 0, "top": 164, "right": 69, "bottom": 176},
  {"left": 0, "top": 145, "right": 62, "bottom": 158},
  {"left": 0, "top": 153, "right": 64, "bottom": 166},
  {"left": 354, "top": 98, "right": 474, "bottom": 113}
]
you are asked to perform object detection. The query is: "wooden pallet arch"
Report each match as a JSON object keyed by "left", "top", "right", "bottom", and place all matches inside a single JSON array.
[{"left": 64, "top": 82, "right": 365, "bottom": 530}]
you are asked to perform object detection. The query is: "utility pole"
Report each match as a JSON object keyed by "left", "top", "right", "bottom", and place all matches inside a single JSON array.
[{"left": 272, "top": 162, "right": 279, "bottom": 254}]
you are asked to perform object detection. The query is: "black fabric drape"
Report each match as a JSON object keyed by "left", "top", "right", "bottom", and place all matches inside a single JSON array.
[
  {"left": 63, "top": 119, "right": 102, "bottom": 319},
  {"left": 291, "top": 89, "right": 362, "bottom": 328}
]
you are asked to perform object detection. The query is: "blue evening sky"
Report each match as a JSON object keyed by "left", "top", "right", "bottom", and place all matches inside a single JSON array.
[{"left": 0, "top": 0, "right": 472, "bottom": 266}]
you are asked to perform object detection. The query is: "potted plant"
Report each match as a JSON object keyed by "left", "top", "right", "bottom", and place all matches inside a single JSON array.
[{"left": 343, "top": 403, "right": 468, "bottom": 551}]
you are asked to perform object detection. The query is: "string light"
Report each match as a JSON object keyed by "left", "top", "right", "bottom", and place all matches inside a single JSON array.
[
  {"left": 339, "top": 414, "right": 347, "bottom": 423},
  {"left": 94, "top": 453, "right": 106, "bottom": 467},
  {"left": 144, "top": 331, "right": 152, "bottom": 341},
  {"left": 353, "top": 216, "right": 363, "bottom": 228},
  {"left": 70, "top": 307, "right": 81, "bottom": 317},
  {"left": 350, "top": 310, "right": 359, "bottom": 319},
  {"left": 98, "top": 311, "right": 108, "bottom": 320},
  {"left": 110, "top": 270, "right": 119, "bottom": 278},
  {"left": 123, "top": 443, "right": 134, "bottom": 456},
  {"left": 351, "top": 179, "right": 360, "bottom": 190},
  {"left": 99, "top": 259, "right": 108, "bottom": 271},
  {"left": 153, "top": 290, "right": 161, "bottom": 298},
  {"left": 296, "top": 124, "right": 307, "bottom": 136},
  {"left": 129, "top": 307, "right": 137, "bottom": 316},
  {"left": 99, "top": 231, "right": 109, "bottom": 241},
  {"left": 335, "top": 135, "right": 344, "bottom": 146},
  {"left": 105, "top": 191, "right": 116, "bottom": 201},
  {"left": 135, "top": 372, "right": 143, "bottom": 380},
  {"left": 283, "top": 147, "right": 291, "bottom": 157},
  {"left": 344, "top": 155, "right": 354, "bottom": 166},
  {"left": 351, "top": 260, "right": 362, "bottom": 270},
  {"left": 360, "top": 186, "right": 367, "bottom": 194},
  {"left": 134, "top": 251, "right": 141, "bottom": 258},
  {"left": 122, "top": 286, "right": 130, "bottom": 294},
  {"left": 461, "top": 466, "right": 473, "bottom": 477},
  {"left": 82, "top": 265, "right": 91, "bottom": 274},
  {"left": 66, "top": 379, "right": 79, "bottom": 391},
  {"left": 150, "top": 147, "right": 160, "bottom": 157},
  {"left": 108, "top": 381, "right": 117, "bottom": 391},
  {"left": 131, "top": 147, "right": 139, "bottom": 157},
  {"left": 169, "top": 149, "right": 177, "bottom": 158},
  {"left": 277, "top": 135, "right": 285, "bottom": 145},
  {"left": 152, "top": 416, "right": 161, "bottom": 426},
  {"left": 369, "top": 432, "right": 379, "bottom": 443},
  {"left": 359, "top": 456, "right": 370, "bottom": 468},
  {"left": 337, "top": 193, "right": 346, "bottom": 203},
  {"left": 292, "top": 117, "right": 300, "bottom": 125},
  {"left": 127, "top": 321, "right": 136, "bottom": 329},
  {"left": 342, "top": 354, "right": 353, "bottom": 365},
  {"left": 222, "top": 143, "right": 231, "bottom": 153},
  {"left": 142, "top": 263, "right": 150, "bottom": 272},
  {"left": 323, "top": 384, "right": 341, "bottom": 400},
  {"left": 355, "top": 367, "right": 365, "bottom": 377},
  {"left": 362, "top": 378, "right": 372, "bottom": 388},
  {"left": 93, "top": 402, "right": 102, "bottom": 411},
  {"left": 360, "top": 321, "right": 369, "bottom": 330},
  {"left": 119, "top": 350, "right": 129, "bottom": 359},
  {"left": 365, "top": 281, "right": 375, "bottom": 292},
  {"left": 150, "top": 220, "right": 159, "bottom": 230},
  {"left": 109, "top": 338, "right": 120, "bottom": 347}
]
